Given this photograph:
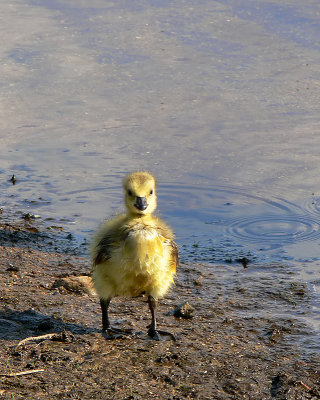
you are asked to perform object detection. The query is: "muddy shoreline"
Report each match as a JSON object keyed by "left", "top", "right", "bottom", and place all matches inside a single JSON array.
[{"left": 0, "top": 211, "right": 319, "bottom": 400}]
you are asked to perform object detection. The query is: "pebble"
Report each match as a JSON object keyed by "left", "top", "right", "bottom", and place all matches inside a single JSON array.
[{"left": 173, "top": 302, "right": 195, "bottom": 319}]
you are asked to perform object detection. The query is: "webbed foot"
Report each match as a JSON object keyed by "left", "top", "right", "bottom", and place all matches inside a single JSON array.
[
  {"left": 147, "top": 327, "right": 176, "bottom": 341},
  {"left": 102, "top": 327, "right": 134, "bottom": 340}
]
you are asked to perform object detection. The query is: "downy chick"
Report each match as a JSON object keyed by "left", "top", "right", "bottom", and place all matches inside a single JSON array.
[{"left": 91, "top": 171, "right": 178, "bottom": 340}]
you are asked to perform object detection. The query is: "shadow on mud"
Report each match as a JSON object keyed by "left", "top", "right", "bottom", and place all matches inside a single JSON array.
[{"left": 0, "top": 309, "right": 96, "bottom": 341}]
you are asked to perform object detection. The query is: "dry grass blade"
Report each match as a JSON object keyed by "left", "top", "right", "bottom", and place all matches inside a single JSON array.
[
  {"left": 15, "top": 333, "right": 57, "bottom": 349},
  {"left": 0, "top": 369, "right": 44, "bottom": 377}
]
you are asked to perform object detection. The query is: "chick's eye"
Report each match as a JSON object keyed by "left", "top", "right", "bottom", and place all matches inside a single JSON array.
[
  {"left": 150, "top": 189, "right": 153, "bottom": 195},
  {"left": 128, "top": 190, "right": 133, "bottom": 196}
]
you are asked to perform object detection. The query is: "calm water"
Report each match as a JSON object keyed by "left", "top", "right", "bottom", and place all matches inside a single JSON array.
[{"left": 1, "top": 0, "right": 320, "bottom": 351}]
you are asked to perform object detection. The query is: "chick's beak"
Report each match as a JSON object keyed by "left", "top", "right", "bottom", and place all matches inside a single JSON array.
[{"left": 135, "top": 196, "right": 148, "bottom": 211}]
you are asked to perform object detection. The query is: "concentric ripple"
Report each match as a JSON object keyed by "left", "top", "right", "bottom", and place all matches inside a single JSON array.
[
  {"left": 226, "top": 215, "right": 320, "bottom": 244},
  {"left": 158, "top": 183, "right": 320, "bottom": 250},
  {"left": 300, "top": 195, "right": 320, "bottom": 217},
  {"left": 158, "top": 183, "right": 295, "bottom": 215}
]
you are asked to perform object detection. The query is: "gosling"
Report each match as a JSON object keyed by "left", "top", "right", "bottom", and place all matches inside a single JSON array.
[{"left": 91, "top": 171, "right": 178, "bottom": 340}]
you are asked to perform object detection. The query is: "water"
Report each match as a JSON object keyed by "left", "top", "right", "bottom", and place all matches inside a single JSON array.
[{"left": 0, "top": 0, "right": 320, "bottom": 353}]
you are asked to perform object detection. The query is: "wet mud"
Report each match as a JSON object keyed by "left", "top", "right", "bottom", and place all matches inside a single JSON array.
[{"left": 0, "top": 213, "right": 319, "bottom": 400}]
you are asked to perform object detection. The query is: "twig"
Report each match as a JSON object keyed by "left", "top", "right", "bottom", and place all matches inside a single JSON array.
[
  {"left": 0, "top": 369, "right": 44, "bottom": 377},
  {"left": 298, "top": 381, "right": 311, "bottom": 391},
  {"left": 16, "top": 333, "right": 57, "bottom": 349}
]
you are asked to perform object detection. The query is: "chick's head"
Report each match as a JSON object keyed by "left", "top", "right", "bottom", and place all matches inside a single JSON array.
[{"left": 123, "top": 171, "right": 157, "bottom": 215}]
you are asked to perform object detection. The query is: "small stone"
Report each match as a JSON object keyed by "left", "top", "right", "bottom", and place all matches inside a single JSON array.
[
  {"left": 236, "top": 257, "right": 250, "bottom": 268},
  {"left": 193, "top": 276, "right": 203, "bottom": 286},
  {"left": 173, "top": 302, "right": 194, "bottom": 319},
  {"left": 23, "top": 213, "right": 35, "bottom": 220},
  {"left": 6, "top": 264, "right": 20, "bottom": 272},
  {"left": 10, "top": 175, "right": 17, "bottom": 184},
  {"left": 268, "top": 328, "right": 284, "bottom": 343}
]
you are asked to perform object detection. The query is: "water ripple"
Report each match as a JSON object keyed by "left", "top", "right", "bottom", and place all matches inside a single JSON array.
[
  {"left": 300, "top": 195, "right": 320, "bottom": 216},
  {"left": 226, "top": 215, "right": 320, "bottom": 244},
  {"left": 159, "top": 183, "right": 297, "bottom": 214},
  {"left": 158, "top": 183, "right": 320, "bottom": 258}
]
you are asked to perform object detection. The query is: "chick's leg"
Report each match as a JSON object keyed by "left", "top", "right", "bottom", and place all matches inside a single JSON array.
[
  {"left": 147, "top": 295, "right": 176, "bottom": 341},
  {"left": 147, "top": 295, "right": 158, "bottom": 339},
  {"left": 100, "top": 297, "right": 118, "bottom": 339},
  {"left": 100, "top": 298, "right": 133, "bottom": 339},
  {"left": 100, "top": 298, "right": 111, "bottom": 331}
]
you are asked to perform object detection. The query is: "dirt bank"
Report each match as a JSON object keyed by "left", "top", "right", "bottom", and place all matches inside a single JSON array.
[{"left": 0, "top": 214, "right": 319, "bottom": 400}]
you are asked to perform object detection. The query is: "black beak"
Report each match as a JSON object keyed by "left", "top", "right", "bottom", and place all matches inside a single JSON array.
[{"left": 135, "top": 196, "right": 148, "bottom": 211}]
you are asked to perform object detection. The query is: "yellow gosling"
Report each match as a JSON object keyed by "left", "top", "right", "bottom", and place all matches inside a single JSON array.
[{"left": 91, "top": 171, "right": 178, "bottom": 340}]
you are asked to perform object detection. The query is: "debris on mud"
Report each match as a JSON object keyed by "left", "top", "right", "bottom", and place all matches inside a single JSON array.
[{"left": 51, "top": 275, "right": 94, "bottom": 296}]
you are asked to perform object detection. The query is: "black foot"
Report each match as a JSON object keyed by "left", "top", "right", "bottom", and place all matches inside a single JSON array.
[
  {"left": 101, "top": 327, "right": 134, "bottom": 340},
  {"left": 147, "top": 327, "right": 176, "bottom": 341},
  {"left": 102, "top": 329, "right": 122, "bottom": 340}
]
